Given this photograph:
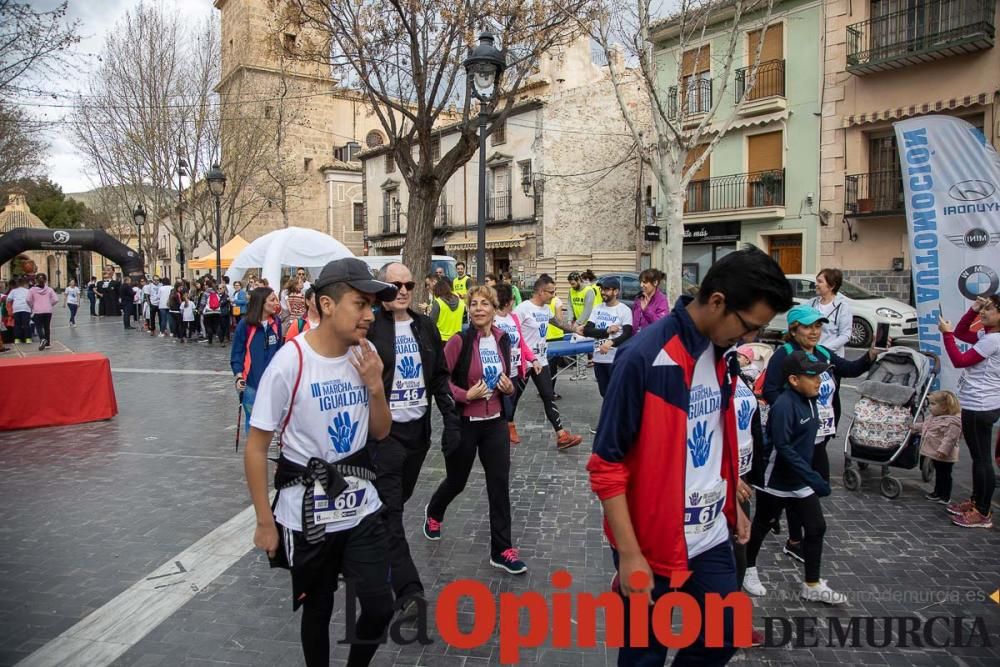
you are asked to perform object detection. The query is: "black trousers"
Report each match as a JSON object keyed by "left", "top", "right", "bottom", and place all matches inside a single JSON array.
[
  {"left": 13, "top": 311, "right": 31, "bottom": 340},
  {"left": 933, "top": 459, "right": 954, "bottom": 501},
  {"left": 373, "top": 417, "right": 431, "bottom": 599},
  {"left": 88, "top": 293, "right": 96, "bottom": 316},
  {"left": 121, "top": 306, "right": 132, "bottom": 329},
  {"left": 788, "top": 437, "right": 830, "bottom": 542},
  {"left": 748, "top": 491, "right": 826, "bottom": 583},
  {"left": 283, "top": 512, "right": 394, "bottom": 667},
  {"left": 33, "top": 313, "right": 52, "bottom": 343},
  {"left": 961, "top": 408, "right": 1000, "bottom": 515},
  {"left": 594, "top": 362, "right": 613, "bottom": 397},
  {"left": 509, "top": 365, "right": 563, "bottom": 432},
  {"left": 427, "top": 417, "right": 512, "bottom": 557},
  {"left": 204, "top": 313, "right": 222, "bottom": 343}
]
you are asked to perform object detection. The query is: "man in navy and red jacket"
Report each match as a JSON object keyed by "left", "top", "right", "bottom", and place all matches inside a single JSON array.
[{"left": 588, "top": 247, "right": 793, "bottom": 666}]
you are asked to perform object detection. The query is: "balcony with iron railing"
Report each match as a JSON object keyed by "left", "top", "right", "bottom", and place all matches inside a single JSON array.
[
  {"left": 486, "top": 192, "right": 511, "bottom": 221},
  {"left": 668, "top": 79, "right": 713, "bottom": 124},
  {"left": 847, "top": 0, "right": 996, "bottom": 74},
  {"left": 734, "top": 59, "right": 786, "bottom": 115},
  {"left": 683, "top": 169, "right": 786, "bottom": 222},
  {"left": 434, "top": 204, "right": 453, "bottom": 227},
  {"left": 379, "top": 213, "right": 402, "bottom": 235},
  {"left": 845, "top": 171, "right": 905, "bottom": 215}
]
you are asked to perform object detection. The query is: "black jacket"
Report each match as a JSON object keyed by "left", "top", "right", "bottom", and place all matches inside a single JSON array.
[
  {"left": 760, "top": 387, "right": 831, "bottom": 497},
  {"left": 368, "top": 307, "right": 460, "bottom": 448}
]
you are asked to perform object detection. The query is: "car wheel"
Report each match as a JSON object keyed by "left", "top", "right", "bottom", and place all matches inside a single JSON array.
[{"left": 850, "top": 317, "right": 873, "bottom": 348}]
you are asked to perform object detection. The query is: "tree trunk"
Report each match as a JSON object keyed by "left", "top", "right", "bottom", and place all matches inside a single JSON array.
[
  {"left": 662, "top": 184, "right": 686, "bottom": 302},
  {"left": 400, "top": 187, "right": 439, "bottom": 306}
]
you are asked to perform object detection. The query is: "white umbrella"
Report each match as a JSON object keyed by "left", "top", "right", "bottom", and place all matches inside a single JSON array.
[{"left": 225, "top": 227, "right": 354, "bottom": 288}]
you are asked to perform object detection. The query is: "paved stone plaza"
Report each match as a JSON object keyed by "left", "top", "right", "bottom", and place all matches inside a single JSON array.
[{"left": 1, "top": 309, "right": 998, "bottom": 667}]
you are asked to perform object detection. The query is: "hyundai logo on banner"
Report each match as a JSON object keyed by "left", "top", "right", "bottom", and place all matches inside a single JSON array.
[
  {"left": 947, "top": 180, "right": 997, "bottom": 202},
  {"left": 894, "top": 115, "right": 1000, "bottom": 392}
]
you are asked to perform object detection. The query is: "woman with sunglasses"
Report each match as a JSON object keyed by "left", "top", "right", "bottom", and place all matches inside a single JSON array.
[{"left": 939, "top": 295, "right": 1000, "bottom": 529}]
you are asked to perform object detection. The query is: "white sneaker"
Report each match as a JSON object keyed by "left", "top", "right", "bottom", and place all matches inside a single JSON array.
[
  {"left": 742, "top": 566, "right": 767, "bottom": 597},
  {"left": 800, "top": 580, "right": 847, "bottom": 605}
]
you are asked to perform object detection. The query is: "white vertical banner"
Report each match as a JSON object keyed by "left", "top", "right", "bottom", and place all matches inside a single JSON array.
[{"left": 893, "top": 115, "right": 1000, "bottom": 391}]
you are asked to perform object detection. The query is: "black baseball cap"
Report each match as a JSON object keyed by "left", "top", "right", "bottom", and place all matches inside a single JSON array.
[
  {"left": 782, "top": 350, "right": 831, "bottom": 379},
  {"left": 312, "top": 258, "right": 397, "bottom": 302},
  {"left": 601, "top": 277, "right": 621, "bottom": 290}
]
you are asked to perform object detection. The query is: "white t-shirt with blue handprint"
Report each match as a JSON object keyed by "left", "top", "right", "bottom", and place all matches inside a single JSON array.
[
  {"left": 815, "top": 371, "right": 836, "bottom": 440},
  {"left": 250, "top": 335, "right": 381, "bottom": 533},
  {"left": 684, "top": 346, "right": 729, "bottom": 559},
  {"left": 514, "top": 301, "right": 551, "bottom": 367},
  {"left": 478, "top": 333, "right": 504, "bottom": 413},
  {"left": 389, "top": 320, "right": 427, "bottom": 423},
  {"left": 734, "top": 376, "right": 757, "bottom": 477},
  {"left": 588, "top": 302, "right": 632, "bottom": 364}
]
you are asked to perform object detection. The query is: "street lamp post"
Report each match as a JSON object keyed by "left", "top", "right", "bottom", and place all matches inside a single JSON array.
[
  {"left": 463, "top": 33, "right": 506, "bottom": 286},
  {"left": 133, "top": 203, "right": 146, "bottom": 277},
  {"left": 206, "top": 163, "right": 227, "bottom": 282}
]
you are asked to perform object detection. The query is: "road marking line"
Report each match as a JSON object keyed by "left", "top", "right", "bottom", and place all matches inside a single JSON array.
[
  {"left": 17, "top": 503, "right": 259, "bottom": 667},
  {"left": 112, "top": 367, "right": 231, "bottom": 376}
]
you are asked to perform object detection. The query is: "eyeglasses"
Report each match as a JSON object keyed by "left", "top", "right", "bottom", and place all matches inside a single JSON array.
[
  {"left": 391, "top": 281, "right": 416, "bottom": 291},
  {"left": 730, "top": 309, "right": 767, "bottom": 336}
]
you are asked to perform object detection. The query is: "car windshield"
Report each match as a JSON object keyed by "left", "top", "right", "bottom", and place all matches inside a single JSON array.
[{"left": 838, "top": 279, "right": 877, "bottom": 300}]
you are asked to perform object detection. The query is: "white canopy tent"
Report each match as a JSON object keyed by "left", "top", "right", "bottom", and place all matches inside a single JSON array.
[{"left": 225, "top": 227, "right": 353, "bottom": 288}]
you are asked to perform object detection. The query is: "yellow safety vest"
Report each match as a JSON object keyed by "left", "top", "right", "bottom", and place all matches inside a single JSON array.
[
  {"left": 569, "top": 284, "right": 601, "bottom": 321},
  {"left": 547, "top": 299, "right": 565, "bottom": 341},
  {"left": 435, "top": 297, "right": 465, "bottom": 341},
  {"left": 452, "top": 275, "right": 470, "bottom": 297}
]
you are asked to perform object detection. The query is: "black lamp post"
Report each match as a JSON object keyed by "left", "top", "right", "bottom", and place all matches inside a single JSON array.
[
  {"left": 206, "top": 163, "right": 227, "bottom": 282},
  {"left": 463, "top": 33, "right": 506, "bottom": 285},
  {"left": 133, "top": 203, "right": 146, "bottom": 275}
]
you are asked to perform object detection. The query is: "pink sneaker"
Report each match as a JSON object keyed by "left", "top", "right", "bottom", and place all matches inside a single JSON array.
[
  {"left": 422, "top": 505, "right": 441, "bottom": 540},
  {"left": 945, "top": 499, "right": 974, "bottom": 516},
  {"left": 951, "top": 509, "right": 993, "bottom": 529}
]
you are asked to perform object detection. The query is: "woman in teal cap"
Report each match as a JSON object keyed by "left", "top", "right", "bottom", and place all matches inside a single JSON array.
[{"left": 758, "top": 303, "right": 877, "bottom": 563}]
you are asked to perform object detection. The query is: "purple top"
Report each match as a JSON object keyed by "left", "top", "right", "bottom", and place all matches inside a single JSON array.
[{"left": 631, "top": 289, "right": 669, "bottom": 333}]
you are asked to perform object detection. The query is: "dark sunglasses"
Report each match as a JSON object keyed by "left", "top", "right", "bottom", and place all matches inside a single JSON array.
[{"left": 391, "top": 281, "right": 416, "bottom": 291}]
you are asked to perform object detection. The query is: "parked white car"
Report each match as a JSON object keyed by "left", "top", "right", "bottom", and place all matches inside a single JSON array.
[{"left": 766, "top": 274, "right": 918, "bottom": 348}]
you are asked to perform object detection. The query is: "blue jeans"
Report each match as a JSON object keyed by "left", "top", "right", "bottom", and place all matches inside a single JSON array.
[
  {"left": 614, "top": 541, "right": 738, "bottom": 667},
  {"left": 242, "top": 384, "right": 256, "bottom": 433},
  {"left": 159, "top": 308, "right": 170, "bottom": 334}
]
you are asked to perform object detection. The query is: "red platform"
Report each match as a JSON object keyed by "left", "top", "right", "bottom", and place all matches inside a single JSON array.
[{"left": 0, "top": 353, "right": 118, "bottom": 430}]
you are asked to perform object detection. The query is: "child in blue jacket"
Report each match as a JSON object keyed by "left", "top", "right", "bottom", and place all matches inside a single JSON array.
[
  {"left": 743, "top": 350, "right": 847, "bottom": 606},
  {"left": 231, "top": 287, "right": 283, "bottom": 431}
]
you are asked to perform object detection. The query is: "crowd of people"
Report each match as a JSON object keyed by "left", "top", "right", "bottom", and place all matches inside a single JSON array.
[{"left": 1, "top": 250, "right": 997, "bottom": 667}]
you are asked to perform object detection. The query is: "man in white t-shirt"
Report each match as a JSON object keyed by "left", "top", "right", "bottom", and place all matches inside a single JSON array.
[
  {"left": 367, "top": 261, "right": 460, "bottom": 622},
  {"left": 582, "top": 277, "right": 633, "bottom": 399},
  {"left": 244, "top": 257, "right": 398, "bottom": 667},
  {"left": 157, "top": 281, "right": 173, "bottom": 336},
  {"left": 512, "top": 274, "right": 584, "bottom": 450}
]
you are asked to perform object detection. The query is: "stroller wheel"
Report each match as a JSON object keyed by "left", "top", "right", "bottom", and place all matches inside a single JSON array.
[
  {"left": 843, "top": 468, "right": 862, "bottom": 492},
  {"left": 880, "top": 476, "right": 902, "bottom": 499},
  {"left": 920, "top": 456, "right": 935, "bottom": 483}
]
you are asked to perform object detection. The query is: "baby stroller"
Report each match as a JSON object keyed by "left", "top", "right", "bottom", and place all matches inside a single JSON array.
[{"left": 843, "top": 347, "right": 939, "bottom": 499}]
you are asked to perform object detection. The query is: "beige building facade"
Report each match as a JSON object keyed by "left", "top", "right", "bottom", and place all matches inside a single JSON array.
[
  {"left": 820, "top": 0, "right": 1000, "bottom": 300},
  {"left": 214, "top": 0, "right": 389, "bottom": 255},
  {"left": 360, "top": 38, "right": 649, "bottom": 282}
]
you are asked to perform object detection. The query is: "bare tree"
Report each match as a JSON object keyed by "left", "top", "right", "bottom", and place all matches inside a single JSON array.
[
  {"left": 586, "top": 0, "right": 775, "bottom": 298},
  {"left": 0, "top": 101, "right": 46, "bottom": 185},
  {"left": 0, "top": 0, "right": 80, "bottom": 98},
  {"left": 288, "top": 0, "right": 594, "bottom": 291}
]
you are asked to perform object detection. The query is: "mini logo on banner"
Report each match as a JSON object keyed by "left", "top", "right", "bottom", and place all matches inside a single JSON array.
[
  {"left": 958, "top": 265, "right": 1000, "bottom": 300},
  {"left": 945, "top": 228, "right": 1000, "bottom": 250},
  {"left": 948, "top": 180, "right": 997, "bottom": 202},
  {"left": 52, "top": 231, "right": 70, "bottom": 244}
]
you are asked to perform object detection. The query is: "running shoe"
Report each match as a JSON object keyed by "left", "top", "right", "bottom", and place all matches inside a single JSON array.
[
  {"left": 589, "top": 425, "right": 597, "bottom": 435},
  {"left": 924, "top": 492, "right": 942, "bottom": 502},
  {"left": 490, "top": 547, "right": 527, "bottom": 575},
  {"left": 945, "top": 499, "right": 974, "bottom": 516},
  {"left": 750, "top": 629, "right": 766, "bottom": 647},
  {"left": 951, "top": 509, "right": 993, "bottom": 529},
  {"left": 422, "top": 505, "right": 441, "bottom": 541},
  {"left": 800, "top": 580, "right": 847, "bottom": 605},
  {"left": 742, "top": 567, "right": 767, "bottom": 597},
  {"left": 38, "top": 339, "right": 46, "bottom": 351},
  {"left": 783, "top": 540, "right": 805, "bottom": 563},
  {"left": 508, "top": 423, "right": 521, "bottom": 445},
  {"left": 611, "top": 571, "right": 620, "bottom": 594},
  {"left": 556, "top": 430, "right": 583, "bottom": 450}
]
